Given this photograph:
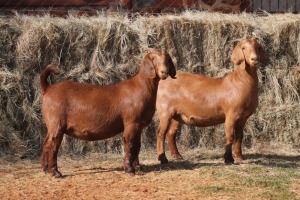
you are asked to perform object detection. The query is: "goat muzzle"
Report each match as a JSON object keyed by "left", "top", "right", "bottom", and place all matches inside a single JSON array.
[{"left": 159, "top": 70, "right": 169, "bottom": 80}]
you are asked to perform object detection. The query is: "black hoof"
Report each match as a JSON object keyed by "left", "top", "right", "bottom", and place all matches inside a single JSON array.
[
  {"left": 42, "top": 164, "right": 48, "bottom": 173},
  {"left": 134, "top": 164, "right": 142, "bottom": 171},
  {"left": 53, "top": 169, "right": 63, "bottom": 178},
  {"left": 224, "top": 152, "right": 235, "bottom": 164},
  {"left": 158, "top": 154, "right": 169, "bottom": 164},
  {"left": 224, "top": 157, "right": 235, "bottom": 164},
  {"left": 125, "top": 167, "right": 135, "bottom": 175}
]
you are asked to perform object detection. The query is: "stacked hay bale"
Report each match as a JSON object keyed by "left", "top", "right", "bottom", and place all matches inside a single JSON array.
[{"left": 0, "top": 12, "right": 299, "bottom": 158}]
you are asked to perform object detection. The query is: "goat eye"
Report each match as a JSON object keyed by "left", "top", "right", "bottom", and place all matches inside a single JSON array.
[{"left": 242, "top": 47, "right": 246, "bottom": 50}]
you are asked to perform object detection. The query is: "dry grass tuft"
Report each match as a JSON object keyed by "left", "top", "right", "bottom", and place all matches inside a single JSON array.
[{"left": 0, "top": 12, "right": 299, "bottom": 158}]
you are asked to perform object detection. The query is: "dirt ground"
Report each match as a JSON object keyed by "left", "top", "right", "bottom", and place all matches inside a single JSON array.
[{"left": 0, "top": 148, "right": 299, "bottom": 200}]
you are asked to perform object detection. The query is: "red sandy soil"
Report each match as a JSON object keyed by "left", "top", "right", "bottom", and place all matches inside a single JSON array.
[{"left": 0, "top": 148, "right": 299, "bottom": 200}]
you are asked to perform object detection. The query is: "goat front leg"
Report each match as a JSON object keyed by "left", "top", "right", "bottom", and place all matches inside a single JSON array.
[
  {"left": 132, "top": 132, "right": 142, "bottom": 172},
  {"left": 234, "top": 119, "right": 247, "bottom": 161},
  {"left": 132, "top": 135, "right": 142, "bottom": 172},
  {"left": 123, "top": 124, "right": 142, "bottom": 174},
  {"left": 224, "top": 117, "right": 235, "bottom": 164}
]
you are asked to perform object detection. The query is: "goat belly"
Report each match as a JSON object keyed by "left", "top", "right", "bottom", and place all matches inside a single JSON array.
[
  {"left": 65, "top": 128, "right": 123, "bottom": 141},
  {"left": 177, "top": 113, "right": 225, "bottom": 127},
  {"left": 65, "top": 118, "right": 124, "bottom": 141}
]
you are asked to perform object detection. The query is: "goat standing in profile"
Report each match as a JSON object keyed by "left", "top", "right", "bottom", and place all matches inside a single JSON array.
[
  {"left": 156, "top": 39, "right": 265, "bottom": 164},
  {"left": 40, "top": 49, "right": 176, "bottom": 177}
]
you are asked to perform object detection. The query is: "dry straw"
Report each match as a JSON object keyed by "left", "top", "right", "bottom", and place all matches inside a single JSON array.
[{"left": 0, "top": 12, "right": 299, "bottom": 158}]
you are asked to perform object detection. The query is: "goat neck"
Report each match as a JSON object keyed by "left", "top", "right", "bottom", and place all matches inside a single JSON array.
[
  {"left": 236, "top": 60, "right": 258, "bottom": 84},
  {"left": 136, "top": 70, "right": 160, "bottom": 95}
]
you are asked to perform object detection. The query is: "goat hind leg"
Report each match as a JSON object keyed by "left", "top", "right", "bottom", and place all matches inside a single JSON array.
[
  {"left": 41, "top": 135, "right": 50, "bottom": 173},
  {"left": 167, "top": 120, "right": 183, "bottom": 160},
  {"left": 47, "top": 132, "right": 64, "bottom": 178},
  {"left": 156, "top": 120, "right": 170, "bottom": 164}
]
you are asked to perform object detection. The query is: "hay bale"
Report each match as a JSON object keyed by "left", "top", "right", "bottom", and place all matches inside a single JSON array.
[{"left": 0, "top": 12, "right": 299, "bottom": 158}]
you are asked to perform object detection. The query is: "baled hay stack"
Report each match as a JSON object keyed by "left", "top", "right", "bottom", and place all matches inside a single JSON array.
[{"left": 0, "top": 12, "right": 299, "bottom": 158}]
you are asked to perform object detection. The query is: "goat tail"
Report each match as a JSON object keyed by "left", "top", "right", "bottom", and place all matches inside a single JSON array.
[{"left": 40, "top": 64, "right": 60, "bottom": 95}]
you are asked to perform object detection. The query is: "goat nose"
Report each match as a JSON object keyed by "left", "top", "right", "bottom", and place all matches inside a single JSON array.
[
  {"left": 160, "top": 70, "right": 167, "bottom": 74},
  {"left": 251, "top": 56, "right": 258, "bottom": 61}
]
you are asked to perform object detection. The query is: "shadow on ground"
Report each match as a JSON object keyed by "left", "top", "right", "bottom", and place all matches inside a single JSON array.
[
  {"left": 3, "top": 151, "right": 298, "bottom": 178},
  {"left": 244, "top": 153, "right": 300, "bottom": 168}
]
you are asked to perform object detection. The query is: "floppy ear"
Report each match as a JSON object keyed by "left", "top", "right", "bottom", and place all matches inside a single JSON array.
[
  {"left": 231, "top": 42, "right": 244, "bottom": 66},
  {"left": 167, "top": 56, "right": 176, "bottom": 79},
  {"left": 140, "top": 54, "right": 156, "bottom": 78}
]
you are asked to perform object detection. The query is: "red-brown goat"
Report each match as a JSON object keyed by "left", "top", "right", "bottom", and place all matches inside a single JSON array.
[
  {"left": 156, "top": 39, "right": 265, "bottom": 164},
  {"left": 40, "top": 49, "right": 176, "bottom": 177}
]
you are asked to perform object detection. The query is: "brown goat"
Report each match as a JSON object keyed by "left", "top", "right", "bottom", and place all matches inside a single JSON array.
[
  {"left": 40, "top": 49, "right": 176, "bottom": 177},
  {"left": 156, "top": 39, "right": 265, "bottom": 164}
]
